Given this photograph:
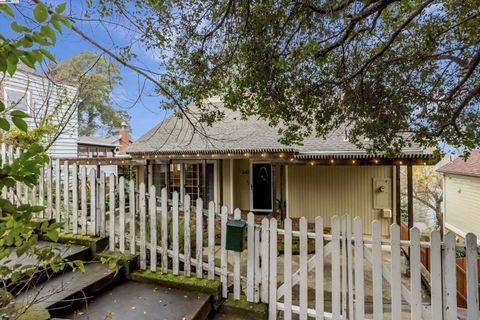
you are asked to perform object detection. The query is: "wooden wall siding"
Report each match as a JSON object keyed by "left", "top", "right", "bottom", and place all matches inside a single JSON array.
[
  {"left": 233, "top": 159, "right": 250, "bottom": 211},
  {"left": 444, "top": 173, "right": 480, "bottom": 236},
  {"left": 2, "top": 70, "right": 78, "bottom": 158},
  {"left": 287, "top": 165, "right": 394, "bottom": 235}
]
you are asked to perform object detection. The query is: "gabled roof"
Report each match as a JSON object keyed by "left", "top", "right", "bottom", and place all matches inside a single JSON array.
[
  {"left": 437, "top": 151, "right": 480, "bottom": 177},
  {"left": 126, "top": 103, "right": 430, "bottom": 159},
  {"left": 78, "top": 136, "right": 121, "bottom": 147}
]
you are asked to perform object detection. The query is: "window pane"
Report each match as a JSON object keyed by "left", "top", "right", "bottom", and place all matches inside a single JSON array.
[{"left": 6, "top": 89, "right": 29, "bottom": 112}]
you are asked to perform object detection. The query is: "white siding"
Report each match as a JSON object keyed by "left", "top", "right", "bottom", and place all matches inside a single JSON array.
[
  {"left": 1, "top": 69, "right": 79, "bottom": 158},
  {"left": 444, "top": 173, "right": 480, "bottom": 237}
]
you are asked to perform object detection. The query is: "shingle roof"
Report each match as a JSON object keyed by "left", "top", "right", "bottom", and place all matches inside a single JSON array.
[
  {"left": 126, "top": 103, "right": 429, "bottom": 158},
  {"left": 78, "top": 136, "right": 121, "bottom": 147},
  {"left": 437, "top": 151, "right": 480, "bottom": 177}
]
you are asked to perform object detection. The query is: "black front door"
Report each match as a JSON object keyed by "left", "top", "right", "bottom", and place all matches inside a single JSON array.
[{"left": 251, "top": 163, "right": 272, "bottom": 211}]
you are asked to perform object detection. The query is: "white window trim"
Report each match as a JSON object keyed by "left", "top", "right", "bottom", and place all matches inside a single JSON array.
[{"left": 3, "top": 85, "right": 32, "bottom": 115}]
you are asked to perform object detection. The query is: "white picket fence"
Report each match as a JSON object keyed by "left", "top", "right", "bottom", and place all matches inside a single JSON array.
[{"left": 3, "top": 153, "right": 480, "bottom": 320}]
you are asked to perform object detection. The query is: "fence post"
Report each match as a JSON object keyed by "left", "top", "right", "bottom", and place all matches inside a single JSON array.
[
  {"left": 283, "top": 217, "right": 292, "bottom": 320},
  {"left": 353, "top": 217, "right": 364, "bottom": 319},
  {"left": 99, "top": 172, "right": 106, "bottom": 237},
  {"left": 268, "top": 218, "right": 277, "bottom": 320},
  {"left": 150, "top": 185, "right": 157, "bottom": 272},
  {"left": 161, "top": 187, "right": 168, "bottom": 273},
  {"left": 80, "top": 166, "right": 87, "bottom": 235},
  {"left": 72, "top": 164, "right": 78, "bottom": 234},
  {"left": 220, "top": 205, "right": 228, "bottom": 298},
  {"left": 89, "top": 169, "right": 97, "bottom": 236},
  {"left": 466, "top": 233, "right": 479, "bottom": 320},
  {"left": 430, "top": 230, "right": 443, "bottom": 319},
  {"left": 315, "top": 217, "right": 324, "bottom": 320},
  {"left": 208, "top": 201, "right": 215, "bottom": 280},
  {"left": 261, "top": 217, "right": 270, "bottom": 304},
  {"left": 331, "top": 216, "right": 341, "bottom": 320},
  {"left": 63, "top": 161, "right": 69, "bottom": 233},
  {"left": 109, "top": 173, "right": 115, "bottom": 250},
  {"left": 247, "top": 212, "right": 255, "bottom": 302},
  {"left": 55, "top": 159, "right": 61, "bottom": 223},
  {"left": 233, "top": 208, "right": 241, "bottom": 299},
  {"left": 184, "top": 194, "right": 191, "bottom": 277},
  {"left": 129, "top": 179, "right": 136, "bottom": 256},
  {"left": 444, "top": 232, "right": 457, "bottom": 319},
  {"left": 119, "top": 176, "right": 126, "bottom": 253},
  {"left": 173, "top": 191, "right": 180, "bottom": 275},
  {"left": 196, "top": 198, "right": 203, "bottom": 278},
  {"left": 139, "top": 183, "right": 146, "bottom": 270}
]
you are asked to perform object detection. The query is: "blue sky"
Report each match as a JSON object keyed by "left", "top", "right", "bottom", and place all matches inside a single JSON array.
[{"left": 1, "top": 1, "right": 171, "bottom": 139}]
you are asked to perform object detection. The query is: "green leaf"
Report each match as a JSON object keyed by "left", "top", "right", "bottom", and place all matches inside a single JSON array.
[
  {"left": 0, "top": 101, "right": 5, "bottom": 112},
  {"left": 38, "top": 48, "right": 55, "bottom": 62},
  {"left": 10, "top": 110, "right": 29, "bottom": 118},
  {"left": 11, "top": 117, "right": 28, "bottom": 132},
  {"left": 6, "top": 58, "right": 17, "bottom": 76},
  {"left": 51, "top": 19, "right": 62, "bottom": 33},
  {"left": 40, "top": 25, "right": 56, "bottom": 42},
  {"left": 46, "top": 230, "right": 59, "bottom": 242},
  {"left": 55, "top": 3, "right": 66, "bottom": 14},
  {"left": 11, "top": 22, "right": 31, "bottom": 33},
  {"left": 0, "top": 118, "right": 10, "bottom": 131},
  {"left": 0, "top": 4, "right": 14, "bottom": 16},
  {"left": 33, "top": 3, "right": 49, "bottom": 23}
]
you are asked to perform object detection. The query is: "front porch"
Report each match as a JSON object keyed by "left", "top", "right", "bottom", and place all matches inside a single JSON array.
[{"left": 121, "top": 151, "right": 432, "bottom": 236}]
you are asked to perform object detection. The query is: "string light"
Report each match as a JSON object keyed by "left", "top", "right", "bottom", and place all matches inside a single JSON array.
[
  {"left": 279, "top": 153, "right": 285, "bottom": 158},
  {"left": 399, "top": 161, "right": 403, "bottom": 165},
  {"left": 227, "top": 153, "right": 231, "bottom": 157},
  {"left": 330, "top": 159, "right": 334, "bottom": 164},
  {"left": 374, "top": 159, "right": 379, "bottom": 164},
  {"left": 261, "top": 153, "right": 267, "bottom": 158},
  {"left": 289, "top": 158, "right": 294, "bottom": 162},
  {"left": 244, "top": 153, "right": 250, "bottom": 157},
  {"left": 310, "top": 161, "right": 314, "bottom": 166},
  {"left": 352, "top": 160, "right": 356, "bottom": 164}
]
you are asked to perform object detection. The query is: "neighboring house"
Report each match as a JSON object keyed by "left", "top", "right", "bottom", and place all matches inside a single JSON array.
[
  {"left": 126, "top": 104, "right": 432, "bottom": 235},
  {"left": 438, "top": 151, "right": 480, "bottom": 238},
  {"left": 77, "top": 123, "right": 132, "bottom": 176},
  {"left": 0, "top": 67, "right": 79, "bottom": 157}
]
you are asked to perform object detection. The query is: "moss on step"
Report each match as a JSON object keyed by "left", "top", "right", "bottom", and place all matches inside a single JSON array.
[
  {"left": 55, "top": 233, "right": 108, "bottom": 255},
  {"left": 97, "top": 251, "right": 138, "bottom": 274},
  {"left": 129, "top": 269, "right": 222, "bottom": 300},
  {"left": 0, "top": 303, "right": 50, "bottom": 320},
  {"left": 219, "top": 294, "right": 268, "bottom": 320}
]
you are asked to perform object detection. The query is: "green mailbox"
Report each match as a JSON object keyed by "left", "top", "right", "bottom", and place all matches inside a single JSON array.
[{"left": 226, "top": 219, "right": 247, "bottom": 252}]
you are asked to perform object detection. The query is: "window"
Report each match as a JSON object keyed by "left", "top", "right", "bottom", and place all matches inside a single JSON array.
[
  {"left": 78, "top": 145, "right": 88, "bottom": 157},
  {"left": 3, "top": 86, "right": 31, "bottom": 114}
]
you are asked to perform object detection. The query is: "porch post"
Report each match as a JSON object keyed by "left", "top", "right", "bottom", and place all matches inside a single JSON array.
[
  {"left": 180, "top": 163, "right": 185, "bottom": 204},
  {"left": 272, "top": 163, "right": 277, "bottom": 219},
  {"left": 407, "top": 164, "right": 414, "bottom": 232},
  {"left": 202, "top": 159, "right": 207, "bottom": 206},
  {"left": 280, "top": 164, "right": 284, "bottom": 221},
  {"left": 230, "top": 159, "right": 234, "bottom": 213},
  {"left": 395, "top": 165, "right": 401, "bottom": 226},
  {"left": 219, "top": 159, "right": 224, "bottom": 207},
  {"left": 165, "top": 160, "right": 171, "bottom": 199}
]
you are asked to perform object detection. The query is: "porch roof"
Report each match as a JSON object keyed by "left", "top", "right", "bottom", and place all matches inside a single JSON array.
[{"left": 126, "top": 103, "right": 432, "bottom": 161}]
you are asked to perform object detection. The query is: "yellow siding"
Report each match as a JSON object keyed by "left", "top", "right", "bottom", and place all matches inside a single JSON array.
[
  {"left": 287, "top": 165, "right": 394, "bottom": 235},
  {"left": 233, "top": 159, "right": 250, "bottom": 211},
  {"left": 444, "top": 173, "right": 480, "bottom": 236}
]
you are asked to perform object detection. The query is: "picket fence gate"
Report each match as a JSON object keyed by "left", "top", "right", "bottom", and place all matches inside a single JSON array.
[{"left": 2, "top": 152, "right": 480, "bottom": 320}]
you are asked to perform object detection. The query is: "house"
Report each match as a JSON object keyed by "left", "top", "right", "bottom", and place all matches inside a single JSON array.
[
  {"left": 0, "top": 67, "right": 79, "bottom": 157},
  {"left": 126, "top": 103, "right": 432, "bottom": 235},
  {"left": 437, "top": 151, "right": 480, "bottom": 238},
  {"left": 77, "top": 122, "right": 132, "bottom": 176}
]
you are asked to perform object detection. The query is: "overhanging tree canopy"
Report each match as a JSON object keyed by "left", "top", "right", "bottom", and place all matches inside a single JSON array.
[
  {"left": 159, "top": 0, "right": 480, "bottom": 155},
  {"left": 44, "top": 0, "right": 480, "bottom": 155}
]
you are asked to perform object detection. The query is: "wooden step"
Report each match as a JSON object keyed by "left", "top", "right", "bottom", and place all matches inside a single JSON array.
[
  {"left": 15, "top": 262, "right": 121, "bottom": 317},
  {"left": 2, "top": 241, "right": 91, "bottom": 293},
  {"left": 66, "top": 280, "right": 213, "bottom": 320}
]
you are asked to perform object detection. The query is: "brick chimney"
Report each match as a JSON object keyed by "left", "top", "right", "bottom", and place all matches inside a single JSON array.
[{"left": 119, "top": 122, "right": 129, "bottom": 150}]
